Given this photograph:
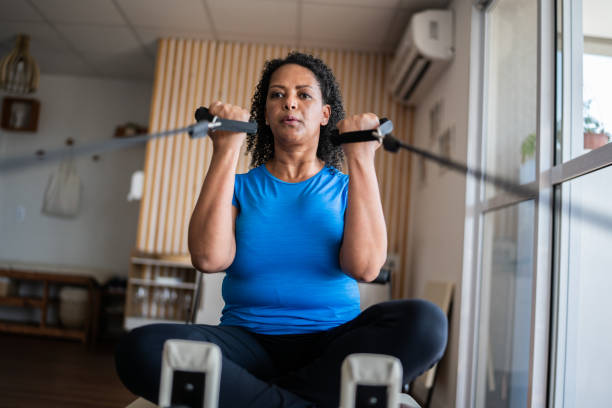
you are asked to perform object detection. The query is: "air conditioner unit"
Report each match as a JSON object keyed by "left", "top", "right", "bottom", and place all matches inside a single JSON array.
[{"left": 388, "top": 10, "right": 454, "bottom": 107}]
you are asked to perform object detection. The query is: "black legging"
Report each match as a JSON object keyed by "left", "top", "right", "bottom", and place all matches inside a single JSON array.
[{"left": 115, "top": 299, "right": 448, "bottom": 408}]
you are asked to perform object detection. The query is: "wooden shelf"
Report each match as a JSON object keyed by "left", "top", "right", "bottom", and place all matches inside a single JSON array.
[
  {"left": 131, "top": 256, "right": 193, "bottom": 269},
  {"left": 0, "top": 268, "right": 99, "bottom": 344},
  {"left": 0, "top": 296, "right": 43, "bottom": 308},
  {"left": 0, "top": 268, "right": 97, "bottom": 284},
  {"left": 126, "top": 254, "right": 200, "bottom": 329},
  {"left": 0, "top": 321, "right": 86, "bottom": 342},
  {"left": 129, "top": 278, "right": 196, "bottom": 290},
  {"left": 104, "top": 305, "right": 125, "bottom": 315},
  {"left": 124, "top": 316, "right": 185, "bottom": 330}
]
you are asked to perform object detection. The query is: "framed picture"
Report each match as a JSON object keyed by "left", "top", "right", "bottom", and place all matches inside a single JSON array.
[{"left": 1, "top": 97, "right": 40, "bottom": 132}]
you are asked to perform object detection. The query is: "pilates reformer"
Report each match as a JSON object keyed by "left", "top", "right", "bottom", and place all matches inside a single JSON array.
[
  {"left": 156, "top": 340, "right": 422, "bottom": 408},
  {"left": 0, "top": 104, "right": 595, "bottom": 207},
  {"left": 0, "top": 105, "right": 582, "bottom": 206},
  {"left": 3, "top": 109, "right": 610, "bottom": 407}
]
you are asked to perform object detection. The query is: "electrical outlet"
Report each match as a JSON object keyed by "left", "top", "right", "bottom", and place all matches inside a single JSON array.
[{"left": 16, "top": 205, "right": 25, "bottom": 222}]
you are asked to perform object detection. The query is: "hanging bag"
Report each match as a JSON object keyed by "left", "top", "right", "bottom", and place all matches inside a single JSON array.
[{"left": 42, "top": 158, "right": 81, "bottom": 217}]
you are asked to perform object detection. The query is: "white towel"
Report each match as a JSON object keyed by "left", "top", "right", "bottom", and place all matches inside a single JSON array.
[{"left": 42, "top": 159, "right": 81, "bottom": 217}]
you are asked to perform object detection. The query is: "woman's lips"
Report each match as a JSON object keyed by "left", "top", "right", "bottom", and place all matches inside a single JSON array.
[{"left": 282, "top": 116, "right": 300, "bottom": 125}]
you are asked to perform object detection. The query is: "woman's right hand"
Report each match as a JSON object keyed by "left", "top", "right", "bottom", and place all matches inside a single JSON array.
[
  {"left": 189, "top": 102, "right": 247, "bottom": 272},
  {"left": 208, "top": 101, "right": 250, "bottom": 153}
]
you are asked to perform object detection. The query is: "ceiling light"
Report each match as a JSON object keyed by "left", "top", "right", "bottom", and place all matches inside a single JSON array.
[{"left": 0, "top": 34, "right": 40, "bottom": 94}]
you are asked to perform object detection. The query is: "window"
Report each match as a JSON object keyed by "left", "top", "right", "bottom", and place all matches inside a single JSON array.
[
  {"left": 475, "top": 201, "right": 535, "bottom": 407},
  {"left": 556, "top": 0, "right": 612, "bottom": 162},
  {"left": 466, "top": 1, "right": 541, "bottom": 407},
  {"left": 551, "top": 3, "right": 612, "bottom": 406},
  {"left": 484, "top": 0, "right": 538, "bottom": 198},
  {"left": 553, "top": 167, "right": 612, "bottom": 406},
  {"left": 461, "top": 0, "right": 612, "bottom": 407}
]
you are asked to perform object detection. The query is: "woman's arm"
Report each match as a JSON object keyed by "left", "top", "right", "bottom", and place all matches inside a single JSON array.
[
  {"left": 338, "top": 113, "right": 387, "bottom": 282},
  {"left": 188, "top": 101, "right": 249, "bottom": 273}
]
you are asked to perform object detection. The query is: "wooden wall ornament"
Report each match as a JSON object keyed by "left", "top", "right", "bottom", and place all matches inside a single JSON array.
[{"left": 1, "top": 96, "right": 40, "bottom": 132}]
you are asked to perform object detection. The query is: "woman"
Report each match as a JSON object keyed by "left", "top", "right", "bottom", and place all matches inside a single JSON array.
[{"left": 116, "top": 52, "right": 447, "bottom": 408}]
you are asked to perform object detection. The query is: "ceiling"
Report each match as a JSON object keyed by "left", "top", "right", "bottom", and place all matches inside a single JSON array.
[{"left": 0, "top": 0, "right": 449, "bottom": 81}]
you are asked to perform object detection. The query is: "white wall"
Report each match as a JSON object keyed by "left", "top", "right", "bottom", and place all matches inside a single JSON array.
[
  {"left": 403, "top": 0, "right": 473, "bottom": 407},
  {"left": 0, "top": 74, "right": 152, "bottom": 282}
]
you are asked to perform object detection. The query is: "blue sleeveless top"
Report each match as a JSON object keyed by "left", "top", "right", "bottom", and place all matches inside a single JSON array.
[{"left": 220, "top": 164, "right": 361, "bottom": 334}]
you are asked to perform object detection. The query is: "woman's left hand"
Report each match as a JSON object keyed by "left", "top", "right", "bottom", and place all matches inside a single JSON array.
[
  {"left": 337, "top": 113, "right": 386, "bottom": 282},
  {"left": 337, "top": 113, "right": 382, "bottom": 161}
]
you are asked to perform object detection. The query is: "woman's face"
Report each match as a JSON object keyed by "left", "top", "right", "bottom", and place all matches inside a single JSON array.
[{"left": 265, "top": 63, "right": 330, "bottom": 148}]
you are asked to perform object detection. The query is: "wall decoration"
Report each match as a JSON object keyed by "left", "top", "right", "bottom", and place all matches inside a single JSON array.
[
  {"left": 1, "top": 96, "right": 40, "bottom": 132},
  {"left": 429, "top": 100, "right": 443, "bottom": 147},
  {"left": 418, "top": 155, "right": 427, "bottom": 188},
  {"left": 115, "top": 122, "right": 148, "bottom": 138},
  {"left": 438, "top": 127, "right": 453, "bottom": 174}
]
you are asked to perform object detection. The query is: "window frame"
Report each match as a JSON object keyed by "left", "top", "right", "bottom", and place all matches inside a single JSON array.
[
  {"left": 459, "top": 0, "right": 555, "bottom": 406},
  {"left": 461, "top": 0, "right": 612, "bottom": 407}
]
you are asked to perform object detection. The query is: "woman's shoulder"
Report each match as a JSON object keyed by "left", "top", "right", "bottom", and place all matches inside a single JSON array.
[
  {"left": 236, "top": 165, "right": 265, "bottom": 179},
  {"left": 234, "top": 165, "right": 267, "bottom": 189},
  {"left": 322, "top": 165, "right": 348, "bottom": 183}
]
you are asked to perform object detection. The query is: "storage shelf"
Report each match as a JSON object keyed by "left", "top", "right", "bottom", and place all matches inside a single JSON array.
[
  {"left": 0, "top": 296, "right": 43, "bottom": 308},
  {"left": 0, "top": 268, "right": 98, "bottom": 344},
  {"left": 126, "top": 255, "right": 199, "bottom": 330},
  {"left": 129, "top": 278, "right": 196, "bottom": 290},
  {"left": 131, "top": 257, "right": 194, "bottom": 269},
  {"left": 104, "top": 305, "right": 125, "bottom": 314},
  {"left": 0, "top": 320, "right": 86, "bottom": 341}
]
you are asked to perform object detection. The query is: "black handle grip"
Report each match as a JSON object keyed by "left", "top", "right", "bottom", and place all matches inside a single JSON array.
[
  {"left": 329, "top": 118, "right": 390, "bottom": 146},
  {"left": 195, "top": 106, "right": 214, "bottom": 122},
  {"left": 197, "top": 107, "right": 390, "bottom": 143},
  {"left": 193, "top": 106, "right": 258, "bottom": 135}
]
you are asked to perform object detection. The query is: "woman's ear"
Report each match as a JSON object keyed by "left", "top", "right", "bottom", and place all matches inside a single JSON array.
[{"left": 321, "top": 104, "right": 331, "bottom": 126}]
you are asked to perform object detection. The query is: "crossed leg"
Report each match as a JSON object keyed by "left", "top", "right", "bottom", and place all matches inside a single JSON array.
[
  {"left": 271, "top": 299, "right": 448, "bottom": 408},
  {"left": 115, "top": 299, "right": 447, "bottom": 408},
  {"left": 115, "top": 324, "right": 314, "bottom": 407}
]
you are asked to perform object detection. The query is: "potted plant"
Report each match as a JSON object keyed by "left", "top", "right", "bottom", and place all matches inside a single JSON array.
[
  {"left": 519, "top": 133, "right": 536, "bottom": 183},
  {"left": 520, "top": 133, "right": 536, "bottom": 163},
  {"left": 583, "top": 100, "right": 610, "bottom": 150}
]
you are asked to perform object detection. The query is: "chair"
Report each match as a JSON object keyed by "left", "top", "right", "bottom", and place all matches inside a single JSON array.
[{"left": 409, "top": 281, "right": 454, "bottom": 408}]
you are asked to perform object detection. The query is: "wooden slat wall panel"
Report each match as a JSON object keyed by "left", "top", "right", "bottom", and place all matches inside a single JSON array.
[{"left": 136, "top": 39, "right": 414, "bottom": 298}]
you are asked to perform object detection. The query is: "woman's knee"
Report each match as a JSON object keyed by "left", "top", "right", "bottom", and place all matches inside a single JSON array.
[
  {"left": 405, "top": 300, "right": 448, "bottom": 361},
  {"left": 115, "top": 325, "right": 166, "bottom": 380},
  {"left": 116, "top": 324, "right": 162, "bottom": 357},
  {"left": 116, "top": 323, "right": 223, "bottom": 402},
  {"left": 380, "top": 299, "right": 448, "bottom": 362}
]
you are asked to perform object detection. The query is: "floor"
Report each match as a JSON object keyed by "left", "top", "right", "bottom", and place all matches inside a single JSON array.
[{"left": 0, "top": 334, "right": 137, "bottom": 408}]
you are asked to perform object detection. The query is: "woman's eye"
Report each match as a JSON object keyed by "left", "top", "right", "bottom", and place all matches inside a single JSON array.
[
  {"left": 270, "top": 91, "right": 283, "bottom": 99},
  {"left": 300, "top": 93, "right": 312, "bottom": 99}
]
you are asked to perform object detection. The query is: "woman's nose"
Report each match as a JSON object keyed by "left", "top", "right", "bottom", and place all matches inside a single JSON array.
[{"left": 283, "top": 94, "right": 297, "bottom": 110}]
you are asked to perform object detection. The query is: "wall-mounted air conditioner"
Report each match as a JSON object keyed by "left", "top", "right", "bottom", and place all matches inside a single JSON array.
[{"left": 388, "top": 10, "right": 454, "bottom": 107}]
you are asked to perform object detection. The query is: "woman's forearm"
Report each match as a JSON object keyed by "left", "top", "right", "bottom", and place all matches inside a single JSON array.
[
  {"left": 189, "top": 101, "right": 249, "bottom": 272},
  {"left": 188, "top": 148, "right": 241, "bottom": 272},
  {"left": 340, "top": 154, "right": 387, "bottom": 282}
]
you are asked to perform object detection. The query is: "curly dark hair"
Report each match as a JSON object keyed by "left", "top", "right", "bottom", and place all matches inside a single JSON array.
[{"left": 248, "top": 52, "right": 345, "bottom": 170}]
